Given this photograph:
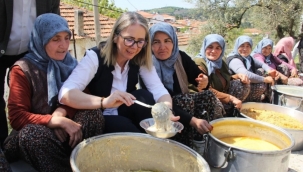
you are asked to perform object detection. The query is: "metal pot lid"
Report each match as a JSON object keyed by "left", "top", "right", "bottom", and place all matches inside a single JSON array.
[{"left": 272, "top": 85, "right": 303, "bottom": 98}]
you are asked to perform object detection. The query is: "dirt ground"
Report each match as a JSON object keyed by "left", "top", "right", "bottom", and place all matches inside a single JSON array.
[{"left": 288, "top": 150, "right": 303, "bottom": 172}]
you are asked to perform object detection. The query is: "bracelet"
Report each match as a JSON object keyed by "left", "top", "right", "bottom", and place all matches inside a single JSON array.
[{"left": 100, "top": 97, "right": 105, "bottom": 109}]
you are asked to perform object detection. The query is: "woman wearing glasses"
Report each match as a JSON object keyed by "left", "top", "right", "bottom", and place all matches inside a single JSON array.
[{"left": 59, "top": 12, "right": 175, "bottom": 133}]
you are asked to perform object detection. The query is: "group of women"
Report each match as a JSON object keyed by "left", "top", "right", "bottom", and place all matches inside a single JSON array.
[{"left": 1, "top": 12, "right": 301, "bottom": 172}]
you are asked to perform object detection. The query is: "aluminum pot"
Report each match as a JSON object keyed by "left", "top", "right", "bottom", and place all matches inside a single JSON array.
[
  {"left": 240, "top": 102, "right": 303, "bottom": 151},
  {"left": 271, "top": 85, "right": 303, "bottom": 112},
  {"left": 70, "top": 132, "right": 210, "bottom": 172},
  {"left": 203, "top": 118, "right": 294, "bottom": 172}
]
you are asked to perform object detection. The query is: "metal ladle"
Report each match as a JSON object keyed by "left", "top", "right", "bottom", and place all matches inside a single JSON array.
[
  {"left": 133, "top": 100, "right": 153, "bottom": 108},
  {"left": 133, "top": 100, "right": 175, "bottom": 114}
]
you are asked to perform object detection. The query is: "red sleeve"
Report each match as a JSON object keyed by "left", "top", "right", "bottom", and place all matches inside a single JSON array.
[{"left": 7, "top": 66, "right": 52, "bottom": 131}]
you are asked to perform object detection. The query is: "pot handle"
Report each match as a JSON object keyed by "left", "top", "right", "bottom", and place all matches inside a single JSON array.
[
  {"left": 203, "top": 134, "right": 236, "bottom": 169},
  {"left": 279, "top": 94, "right": 285, "bottom": 106},
  {"left": 203, "top": 133, "right": 209, "bottom": 157},
  {"left": 233, "top": 108, "right": 240, "bottom": 117},
  {"left": 298, "top": 98, "right": 303, "bottom": 111},
  {"left": 280, "top": 94, "right": 303, "bottom": 110}
]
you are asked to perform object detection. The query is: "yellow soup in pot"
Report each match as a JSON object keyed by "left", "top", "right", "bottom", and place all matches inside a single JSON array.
[{"left": 219, "top": 136, "right": 281, "bottom": 151}]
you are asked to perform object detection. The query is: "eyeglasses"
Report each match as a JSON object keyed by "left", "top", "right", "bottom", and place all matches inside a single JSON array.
[{"left": 118, "top": 33, "right": 147, "bottom": 48}]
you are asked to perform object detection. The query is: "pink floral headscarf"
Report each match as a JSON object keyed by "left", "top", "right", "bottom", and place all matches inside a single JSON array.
[{"left": 273, "top": 37, "right": 296, "bottom": 68}]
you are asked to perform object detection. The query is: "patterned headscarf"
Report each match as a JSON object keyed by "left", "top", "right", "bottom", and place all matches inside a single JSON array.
[
  {"left": 273, "top": 36, "right": 296, "bottom": 68},
  {"left": 149, "top": 22, "right": 179, "bottom": 91},
  {"left": 228, "top": 35, "right": 253, "bottom": 70},
  {"left": 196, "top": 34, "right": 225, "bottom": 75},
  {"left": 24, "top": 13, "right": 77, "bottom": 106}
]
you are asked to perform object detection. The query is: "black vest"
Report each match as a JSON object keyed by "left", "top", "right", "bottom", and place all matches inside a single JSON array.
[
  {"left": 87, "top": 47, "right": 140, "bottom": 97},
  {"left": 226, "top": 54, "right": 256, "bottom": 75}
]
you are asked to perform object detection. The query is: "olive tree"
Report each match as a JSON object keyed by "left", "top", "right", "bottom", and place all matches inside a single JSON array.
[{"left": 185, "top": 0, "right": 303, "bottom": 54}]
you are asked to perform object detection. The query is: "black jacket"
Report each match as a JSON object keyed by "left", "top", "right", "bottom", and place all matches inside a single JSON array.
[
  {"left": 87, "top": 47, "right": 140, "bottom": 97},
  {"left": 0, "top": 0, "right": 60, "bottom": 58}
]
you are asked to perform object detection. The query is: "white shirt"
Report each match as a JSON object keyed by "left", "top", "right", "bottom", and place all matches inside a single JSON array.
[
  {"left": 59, "top": 49, "right": 169, "bottom": 115},
  {"left": 5, "top": 0, "right": 37, "bottom": 55},
  {"left": 292, "top": 41, "right": 300, "bottom": 59}
]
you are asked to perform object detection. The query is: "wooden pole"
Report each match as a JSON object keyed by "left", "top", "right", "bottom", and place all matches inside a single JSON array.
[{"left": 93, "top": 0, "right": 101, "bottom": 45}]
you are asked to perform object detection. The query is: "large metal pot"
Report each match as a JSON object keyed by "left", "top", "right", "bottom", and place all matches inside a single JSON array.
[
  {"left": 203, "top": 118, "right": 294, "bottom": 172},
  {"left": 70, "top": 133, "right": 210, "bottom": 172},
  {"left": 271, "top": 85, "right": 303, "bottom": 112},
  {"left": 240, "top": 102, "right": 303, "bottom": 151}
]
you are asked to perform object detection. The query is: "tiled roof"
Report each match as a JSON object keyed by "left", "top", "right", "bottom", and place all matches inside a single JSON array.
[
  {"left": 176, "top": 19, "right": 207, "bottom": 28},
  {"left": 60, "top": 3, "right": 191, "bottom": 45},
  {"left": 60, "top": 3, "right": 116, "bottom": 40},
  {"left": 170, "top": 23, "right": 192, "bottom": 29},
  {"left": 136, "top": 11, "right": 155, "bottom": 19},
  {"left": 161, "top": 14, "right": 175, "bottom": 20}
]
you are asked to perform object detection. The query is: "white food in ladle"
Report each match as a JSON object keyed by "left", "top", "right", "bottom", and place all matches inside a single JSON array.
[{"left": 148, "top": 102, "right": 174, "bottom": 132}]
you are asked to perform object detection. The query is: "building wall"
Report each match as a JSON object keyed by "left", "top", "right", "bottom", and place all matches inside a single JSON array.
[{"left": 68, "top": 38, "right": 99, "bottom": 61}]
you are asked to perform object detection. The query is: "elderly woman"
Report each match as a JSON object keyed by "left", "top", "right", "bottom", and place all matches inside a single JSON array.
[
  {"left": 3, "top": 14, "right": 104, "bottom": 172},
  {"left": 252, "top": 38, "right": 302, "bottom": 86},
  {"left": 59, "top": 12, "right": 176, "bottom": 134},
  {"left": 226, "top": 35, "right": 276, "bottom": 102},
  {"left": 194, "top": 34, "right": 250, "bottom": 115},
  {"left": 149, "top": 22, "right": 223, "bottom": 148},
  {"left": 273, "top": 37, "right": 297, "bottom": 68}
]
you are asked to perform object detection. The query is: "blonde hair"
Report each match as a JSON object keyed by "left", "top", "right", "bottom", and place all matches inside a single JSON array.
[{"left": 101, "top": 12, "right": 153, "bottom": 70}]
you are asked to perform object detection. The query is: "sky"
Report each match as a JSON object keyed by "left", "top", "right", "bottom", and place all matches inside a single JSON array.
[{"left": 113, "top": 0, "right": 194, "bottom": 11}]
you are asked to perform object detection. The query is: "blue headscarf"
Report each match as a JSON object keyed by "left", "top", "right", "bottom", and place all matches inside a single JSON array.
[
  {"left": 196, "top": 34, "right": 225, "bottom": 75},
  {"left": 251, "top": 38, "right": 273, "bottom": 57},
  {"left": 24, "top": 13, "right": 77, "bottom": 106},
  {"left": 228, "top": 35, "right": 253, "bottom": 70},
  {"left": 149, "top": 22, "right": 179, "bottom": 91}
]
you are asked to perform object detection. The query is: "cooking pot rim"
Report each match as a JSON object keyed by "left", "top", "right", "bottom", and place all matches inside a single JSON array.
[
  {"left": 208, "top": 118, "right": 294, "bottom": 153},
  {"left": 272, "top": 85, "right": 303, "bottom": 98},
  {"left": 241, "top": 102, "right": 303, "bottom": 131},
  {"left": 70, "top": 132, "right": 211, "bottom": 172}
]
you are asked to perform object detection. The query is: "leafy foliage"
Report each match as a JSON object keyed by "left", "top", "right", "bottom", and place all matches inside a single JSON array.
[
  {"left": 185, "top": 0, "right": 303, "bottom": 54},
  {"left": 186, "top": 0, "right": 303, "bottom": 39}
]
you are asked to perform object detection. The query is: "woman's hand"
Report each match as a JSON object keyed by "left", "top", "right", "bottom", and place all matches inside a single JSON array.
[
  {"left": 291, "top": 68, "right": 298, "bottom": 77},
  {"left": 170, "top": 115, "right": 180, "bottom": 122},
  {"left": 61, "top": 118, "right": 83, "bottom": 148},
  {"left": 48, "top": 116, "right": 82, "bottom": 148},
  {"left": 103, "top": 90, "right": 136, "bottom": 108},
  {"left": 263, "top": 76, "right": 275, "bottom": 85},
  {"left": 190, "top": 117, "right": 213, "bottom": 134},
  {"left": 51, "top": 107, "right": 68, "bottom": 142},
  {"left": 195, "top": 73, "right": 208, "bottom": 91},
  {"left": 279, "top": 73, "right": 288, "bottom": 84},
  {"left": 54, "top": 128, "right": 68, "bottom": 142},
  {"left": 236, "top": 73, "right": 250, "bottom": 84},
  {"left": 230, "top": 96, "right": 242, "bottom": 109},
  {"left": 268, "top": 70, "right": 278, "bottom": 78}
]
